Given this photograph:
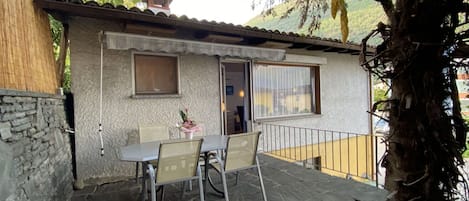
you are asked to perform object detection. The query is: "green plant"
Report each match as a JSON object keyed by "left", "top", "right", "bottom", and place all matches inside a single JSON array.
[
  {"left": 373, "top": 87, "right": 387, "bottom": 111},
  {"left": 84, "top": 0, "right": 140, "bottom": 8},
  {"left": 246, "top": 0, "right": 386, "bottom": 45},
  {"left": 463, "top": 143, "right": 469, "bottom": 158},
  {"left": 178, "top": 108, "right": 200, "bottom": 133}
]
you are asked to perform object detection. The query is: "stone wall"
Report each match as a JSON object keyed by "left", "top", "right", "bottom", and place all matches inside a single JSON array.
[{"left": 0, "top": 90, "right": 73, "bottom": 201}]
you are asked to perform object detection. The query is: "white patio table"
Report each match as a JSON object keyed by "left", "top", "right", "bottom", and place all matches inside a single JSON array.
[{"left": 120, "top": 134, "right": 228, "bottom": 201}]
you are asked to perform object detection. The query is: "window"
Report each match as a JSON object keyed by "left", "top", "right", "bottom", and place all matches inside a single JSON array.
[
  {"left": 253, "top": 63, "right": 320, "bottom": 118},
  {"left": 133, "top": 53, "right": 179, "bottom": 95}
]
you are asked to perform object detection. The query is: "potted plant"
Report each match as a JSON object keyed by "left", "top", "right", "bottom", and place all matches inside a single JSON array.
[{"left": 177, "top": 108, "right": 201, "bottom": 139}]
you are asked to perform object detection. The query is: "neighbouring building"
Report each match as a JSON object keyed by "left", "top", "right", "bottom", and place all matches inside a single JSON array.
[{"left": 457, "top": 69, "right": 469, "bottom": 116}]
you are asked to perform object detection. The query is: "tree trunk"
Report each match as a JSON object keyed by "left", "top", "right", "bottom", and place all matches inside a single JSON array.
[{"left": 383, "top": 0, "right": 466, "bottom": 200}]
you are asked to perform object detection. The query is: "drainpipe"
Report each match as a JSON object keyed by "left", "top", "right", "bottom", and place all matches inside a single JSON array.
[{"left": 367, "top": 70, "right": 376, "bottom": 187}]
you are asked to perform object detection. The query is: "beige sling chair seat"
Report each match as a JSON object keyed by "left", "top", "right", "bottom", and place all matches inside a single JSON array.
[
  {"left": 209, "top": 131, "right": 267, "bottom": 201},
  {"left": 146, "top": 138, "right": 205, "bottom": 201},
  {"left": 177, "top": 124, "right": 221, "bottom": 192},
  {"left": 136, "top": 125, "right": 170, "bottom": 183}
]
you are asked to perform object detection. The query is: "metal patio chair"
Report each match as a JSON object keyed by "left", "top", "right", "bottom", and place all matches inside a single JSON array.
[
  {"left": 209, "top": 131, "right": 267, "bottom": 201},
  {"left": 178, "top": 123, "right": 212, "bottom": 191},
  {"left": 136, "top": 125, "right": 169, "bottom": 182},
  {"left": 146, "top": 138, "right": 205, "bottom": 201}
]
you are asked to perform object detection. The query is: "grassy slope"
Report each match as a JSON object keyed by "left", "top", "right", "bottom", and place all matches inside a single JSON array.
[{"left": 246, "top": 0, "right": 387, "bottom": 45}]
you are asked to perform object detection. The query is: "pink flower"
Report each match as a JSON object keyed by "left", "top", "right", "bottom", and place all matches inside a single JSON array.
[
  {"left": 178, "top": 108, "right": 200, "bottom": 132},
  {"left": 180, "top": 125, "right": 201, "bottom": 133}
]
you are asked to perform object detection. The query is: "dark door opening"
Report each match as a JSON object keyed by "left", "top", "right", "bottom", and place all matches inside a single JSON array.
[
  {"left": 222, "top": 61, "right": 251, "bottom": 135},
  {"left": 64, "top": 92, "right": 77, "bottom": 179}
]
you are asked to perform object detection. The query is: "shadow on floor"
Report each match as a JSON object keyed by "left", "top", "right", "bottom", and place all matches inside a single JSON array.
[{"left": 72, "top": 154, "right": 387, "bottom": 201}]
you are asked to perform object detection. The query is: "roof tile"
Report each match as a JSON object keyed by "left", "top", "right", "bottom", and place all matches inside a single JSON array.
[
  {"left": 101, "top": 2, "right": 115, "bottom": 9},
  {"left": 37, "top": 0, "right": 370, "bottom": 51},
  {"left": 83, "top": 1, "right": 98, "bottom": 6},
  {"left": 142, "top": 9, "right": 155, "bottom": 15}
]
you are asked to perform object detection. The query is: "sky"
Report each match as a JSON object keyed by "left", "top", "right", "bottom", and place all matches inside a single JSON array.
[{"left": 170, "top": 0, "right": 264, "bottom": 25}]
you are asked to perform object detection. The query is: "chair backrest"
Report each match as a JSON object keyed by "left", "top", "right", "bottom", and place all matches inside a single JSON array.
[
  {"left": 139, "top": 125, "right": 169, "bottom": 143},
  {"left": 224, "top": 131, "right": 261, "bottom": 172},
  {"left": 156, "top": 138, "right": 203, "bottom": 184}
]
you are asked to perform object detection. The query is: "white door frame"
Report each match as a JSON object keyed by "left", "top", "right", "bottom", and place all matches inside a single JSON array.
[{"left": 219, "top": 58, "right": 253, "bottom": 134}]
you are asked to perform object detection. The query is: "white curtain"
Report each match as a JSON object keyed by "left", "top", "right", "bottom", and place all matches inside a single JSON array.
[{"left": 253, "top": 64, "right": 313, "bottom": 118}]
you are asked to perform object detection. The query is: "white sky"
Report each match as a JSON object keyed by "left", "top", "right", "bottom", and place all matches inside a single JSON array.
[{"left": 170, "top": 0, "right": 263, "bottom": 25}]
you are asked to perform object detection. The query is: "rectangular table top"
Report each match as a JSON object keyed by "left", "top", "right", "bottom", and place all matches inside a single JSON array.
[{"left": 120, "top": 135, "right": 227, "bottom": 162}]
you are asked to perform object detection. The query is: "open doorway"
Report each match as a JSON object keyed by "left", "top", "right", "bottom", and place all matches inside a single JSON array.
[{"left": 222, "top": 61, "right": 251, "bottom": 135}]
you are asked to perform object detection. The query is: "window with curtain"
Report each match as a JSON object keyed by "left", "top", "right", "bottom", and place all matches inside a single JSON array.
[
  {"left": 134, "top": 53, "right": 178, "bottom": 95},
  {"left": 253, "top": 63, "right": 319, "bottom": 118}
]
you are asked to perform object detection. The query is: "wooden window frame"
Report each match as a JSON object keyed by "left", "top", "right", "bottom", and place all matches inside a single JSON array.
[
  {"left": 253, "top": 61, "right": 321, "bottom": 120},
  {"left": 131, "top": 51, "right": 180, "bottom": 97}
]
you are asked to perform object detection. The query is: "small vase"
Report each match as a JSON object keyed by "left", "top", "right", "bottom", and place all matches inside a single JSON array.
[{"left": 184, "top": 131, "right": 194, "bottom": 139}]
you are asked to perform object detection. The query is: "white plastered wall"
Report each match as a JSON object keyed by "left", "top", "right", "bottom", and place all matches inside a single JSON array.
[
  {"left": 70, "top": 17, "right": 221, "bottom": 182},
  {"left": 69, "top": 17, "right": 369, "bottom": 183},
  {"left": 255, "top": 52, "right": 370, "bottom": 134}
]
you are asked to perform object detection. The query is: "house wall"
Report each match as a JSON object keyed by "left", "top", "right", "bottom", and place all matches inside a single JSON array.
[
  {"left": 69, "top": 17, "right": 221, "bottom": 183},
  {"left": 255, "top": 52, "right": 370, "bottom": 134},
  {"left": 254, "top": 53, "right": 371, "bottom": 179},
  {"left": 69, "top": 18, "right": 369, "bottom": 184},
  {"left": 0, "top": 90, "right": 73, "bottom": 201}
]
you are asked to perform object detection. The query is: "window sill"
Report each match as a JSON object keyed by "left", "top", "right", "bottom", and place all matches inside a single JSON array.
[
  {"left": 254, "top": 113, "right": 321, "bottom": 123},
  {"left": 131, "top": 94, "right": 182, "bottom": 99}
]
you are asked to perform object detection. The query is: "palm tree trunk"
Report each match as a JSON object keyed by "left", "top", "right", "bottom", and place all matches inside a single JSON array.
[{"left": 379, "top": 0, "right": 467, "bottom": 200}]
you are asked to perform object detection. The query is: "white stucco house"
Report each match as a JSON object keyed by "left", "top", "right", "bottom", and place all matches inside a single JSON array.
[{"left": 37, "top": 0, "right": 372, "bottom": 184}]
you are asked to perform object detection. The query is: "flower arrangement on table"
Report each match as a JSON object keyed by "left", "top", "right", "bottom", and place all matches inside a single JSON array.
[{"left": 177, "top": 108, "right": 201, "bottom": 139}]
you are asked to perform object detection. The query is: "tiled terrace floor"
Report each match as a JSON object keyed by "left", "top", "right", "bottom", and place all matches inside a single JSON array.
[{"left": 72, "top": 154, "right": 387, "bottom": 201}]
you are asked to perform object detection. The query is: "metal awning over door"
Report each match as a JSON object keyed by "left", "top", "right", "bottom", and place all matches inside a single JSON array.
[
  {"left": 101, "top": 31, "right": 286, "bottom": 61},
  {"left": 96, "top": 31, "right": 285, "bottom": 156}
]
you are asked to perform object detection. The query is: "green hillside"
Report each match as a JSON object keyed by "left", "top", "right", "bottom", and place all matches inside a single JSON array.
[{"left": 246, "top": 0, "right": 387, "bottom": 45}]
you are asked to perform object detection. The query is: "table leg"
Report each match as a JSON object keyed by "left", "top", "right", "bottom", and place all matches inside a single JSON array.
[
  {"left": 141, "top": 162, "right": 147, "bottom": 201},
  {"left": 204, "top": 152, "right": 209, "bottom": 198},
  {"left": 207, "top": 173, "right": 225, "bottom": 194},
  {"left": 147, "top": 164, "right": 156, "bottom": 201},
  {"left": 204, "top": 151, "right": 225, "bottom": 197},
  {"left": 136, "top": 162, "right": 139, "bottom": 183}
]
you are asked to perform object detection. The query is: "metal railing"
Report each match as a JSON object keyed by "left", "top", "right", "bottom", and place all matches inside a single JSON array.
[{"left": 257, "top": 123, "right": 386, "bottom": 187}]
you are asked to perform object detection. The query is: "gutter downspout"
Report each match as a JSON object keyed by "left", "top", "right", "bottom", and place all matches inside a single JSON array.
[
  {"left": 98, "top": 32, "right": 105, "bottom": 157},
  {"left": 367, "top": 70, "right": 376, "bottom": 187}
]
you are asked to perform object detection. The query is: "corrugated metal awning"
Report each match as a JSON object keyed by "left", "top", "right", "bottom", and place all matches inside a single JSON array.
[{"left": 101, "top": 31, "right": 286, "bottom": 61}]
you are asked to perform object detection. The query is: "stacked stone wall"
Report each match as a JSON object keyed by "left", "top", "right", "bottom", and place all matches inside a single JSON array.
[{"left": 0, "top": 90, "right": 73, "bottom": 201}]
